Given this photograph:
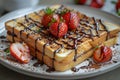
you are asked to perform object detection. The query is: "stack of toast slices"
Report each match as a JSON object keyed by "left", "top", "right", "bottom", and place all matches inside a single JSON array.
[{"left": 5, "top": 5, "right": 120, "bottom": 71}]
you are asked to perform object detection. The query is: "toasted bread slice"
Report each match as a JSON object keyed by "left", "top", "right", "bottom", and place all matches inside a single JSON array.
[
  {"left": 5, "top": 5, "right": 120, "bottom": 71},
  {"left": 7, "top": 34, "right": 118, "bottom": 71},
  {"left": 5, "top": 5, "right": 120, "bottom": 61}
]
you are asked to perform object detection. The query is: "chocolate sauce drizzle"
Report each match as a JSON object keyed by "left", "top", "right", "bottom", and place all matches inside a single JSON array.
[
  {"left": 12, "top": 27, "right": 15, "bottom": 42},
  {"left": 34, "top": 37, "right": 41, "bottom": 57},
  {"left": 0, "top": 35, "right": 6, "bottom": 39},
  {"left": 42, "top": 42, "right": 50, "bottom": 65},
  {"left": 10, "top": 5, "right": 110, "bottom": 72},
  {"left": 92, "top": 17, "right": 100, "bottom": 37},
  {"left": 34, "top": 12, "right": 42, "bottom": 17},
  {"left": 98, "top": 19, "right": 109, "bottom": 40},
  {"left": 73, "top": 39, "right": 78, "bottom": 61}
]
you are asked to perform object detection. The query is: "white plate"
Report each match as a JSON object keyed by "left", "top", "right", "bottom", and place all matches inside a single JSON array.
[{"left": 0, "top": 5, "right": 120, "bottom": 79}]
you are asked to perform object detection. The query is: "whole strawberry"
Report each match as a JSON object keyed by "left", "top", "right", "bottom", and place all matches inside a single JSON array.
[
  {"left": 69, "top": 12, "right": 79, "bottom": 30},
  {"left": 111, "top": 0, "right": 120, "bottom": 16},
  {"left": 90, "top": 0, "right": 105, "bottom": 8},
  {"left": 62, "top": 12, "right": 79, "bottom": 30},
  {"left": 116, "top": 0, "right": 120, "bottom": 15},
  {"left": 41, "top": 8, "right": 60, "bottom": 27},
  {"left": 61, "top": 12, "right": 70, "bottom": 25},
  {"left": 49, "top": 22, "right": 68, "bottom": 38}
]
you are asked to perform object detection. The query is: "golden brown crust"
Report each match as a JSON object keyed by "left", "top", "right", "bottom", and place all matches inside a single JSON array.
[
  {"left": 7, "top": 34, "right": 118, "bottom": 71},
  {"left": 5, "top": 5, "right": 120, "bottom": 71}
]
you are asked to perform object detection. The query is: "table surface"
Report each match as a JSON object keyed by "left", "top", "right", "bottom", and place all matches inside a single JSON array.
[{"left": 0, "top": 0, "right": 120, "bottom": 80}]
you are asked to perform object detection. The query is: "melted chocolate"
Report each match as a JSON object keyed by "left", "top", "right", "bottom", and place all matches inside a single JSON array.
[
  {"left": 1, "top": 40, "right": 10, "bottom": 43},
  {"left": 113, "top": 60, "right": 117, "bottom": 63},
  {"left": 116, "top": 43, "right": 120, "bottom": 46},
  {"left": 71, "top": 65, "right": 89, "bottom": 72},
  {"left": 92, "top": 17, "right": 100, "bottom": 37},
  {"left": 31, "top": 57, "right": 37, "bottom": 60},
  {"left": 71, "top": 61, "right": 101, "bottom": 72},
  {"left": 34, "top": 37, "right": 41, "bottom": 57},
  {"left": 25, "top": 15, "right": 29, "bottom": 22},
  {"left": 20, "top": 30, "right": 24, "bottom": 39},
  {"left": 34, "top": 12, "right": 42, "bottom": 17},
  {"left": 12, "top": 27, "right": 15, "bottom": 42},
  {"left": 33, "top": 60, "right": 43, "bottom": 67},
  {"left": 73, "top": 39, "right": 78, "bottom": 61},
  {"left": 52, "top": 43, "right": 63, "bottom": 68},
  {"left": 29, "top": 18, "right": 41, "bottom": 25},
  {"left": 98, "top": 19, "right": 109, "bottom": 40},
  {"left": 46, "top": 67, "right": 55, "bottom": 72},
  {"left": 71, "top": 67, "right": 79, "bottom": 72},
  {"left": 0, "top": 36, "right": 6, "bottom": 39},
  {"left": 6, "top": 57, "right": 18, "bottom": 62},
  {"left": 42, "top": 42, "right": 50, "bottom": 64},
  {"left": 3, "top": 47, "right": 9, "bottom": 52}
]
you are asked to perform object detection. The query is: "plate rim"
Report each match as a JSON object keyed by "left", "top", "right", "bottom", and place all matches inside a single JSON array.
[{"left": 0, "top": 4, "right": 120, "bottom": 79}]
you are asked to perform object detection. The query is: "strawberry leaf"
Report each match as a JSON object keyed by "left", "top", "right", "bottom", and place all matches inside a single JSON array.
[
  {"left": 37, "top": 29, "right": 41, "bottom": 33},
  {"left": 117, "top": 9, "right": 120, "bottom": 16},
  {"left": 94, "top": 46, "right": 99, "bottom": 50},
  {"left": 47, "top": 18, "right": 56, "bottom": 27},
  {"left": 61, "top": 8, "right": 70, "bottom": 15},
  {"left": 51, "top": 18, "right": 56, "bottom": 23},
  {"left": 60, "top": 17, "right": 65, "bottom": 22},
  {"left": 48, "top": 22, "right": 51, "bottom": 27},
  {"left": 111, "top": 1, "right": 117, "bottom": 4},
  {"left": 4, "top": 47, "right": 10, "bottom": 53},
  {"left": 45, "top": 8, "right": 53, "bottom": 14}
]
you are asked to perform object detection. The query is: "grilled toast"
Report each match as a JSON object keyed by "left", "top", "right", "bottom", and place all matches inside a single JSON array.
[
  {"left": 7, "top": 34, "right": 118, "bottom": 71},
  {"left": 5, "top": 5, "right": 120, "bottom": 71}
]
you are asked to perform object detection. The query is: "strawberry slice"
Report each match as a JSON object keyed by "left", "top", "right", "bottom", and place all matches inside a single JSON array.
[
  {"left": 10, "top": 42, "right": 31, "bottom": 63},
  {"left": 93, "top": 46, "right": 112, "bottom": 63},
  {"left": 69, "top": 12, "right": 79, "bottom": 30},
  {"left": 49, "top": 22, "right": 68, "bottom": 38}
]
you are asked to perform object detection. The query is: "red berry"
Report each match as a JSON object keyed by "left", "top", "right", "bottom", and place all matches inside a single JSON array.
[
  {"left": 52, "top": 14, "right": 60, "bottom": 23},
  {"left": 10, "top": 42, "right": 31, "bottom": 64},
  {"left": 42, "top": 14, "right": 52, "bottom": 27},
  {"left": 42, "top": 14, "right": 60, "bottom": 27},
  {"left": 62, "top": 12, "right": 71, "bottom": 25},
  {"left": 75, "top": 0, "right": 87, "bottom": 5},
  {"left": 93, "top": 46, "right": 112, "bottom": 63},
  {"left": 61, "top": 12, "right": 79, "bottom": 30},
  {"left": 49, "top": 22, "right": 68, "bottom": 38},
  {"left": 69, "top": 12, "right": 79, "bottom": 30},
  {"left": 116, "top": 1, "right": 120, "bottom": 12},
  {"left": 90, "top": 0, "right": 105, "bottom": 8}
]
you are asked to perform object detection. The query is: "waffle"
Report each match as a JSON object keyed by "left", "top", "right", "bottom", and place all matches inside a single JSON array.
[{"left": 5, "top": 5, "right": 120, "bottom": 71}]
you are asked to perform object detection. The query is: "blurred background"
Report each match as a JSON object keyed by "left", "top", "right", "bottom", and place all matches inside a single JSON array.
[{"left": 0, "top": 0, "right": 119, "bottom": 16}]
